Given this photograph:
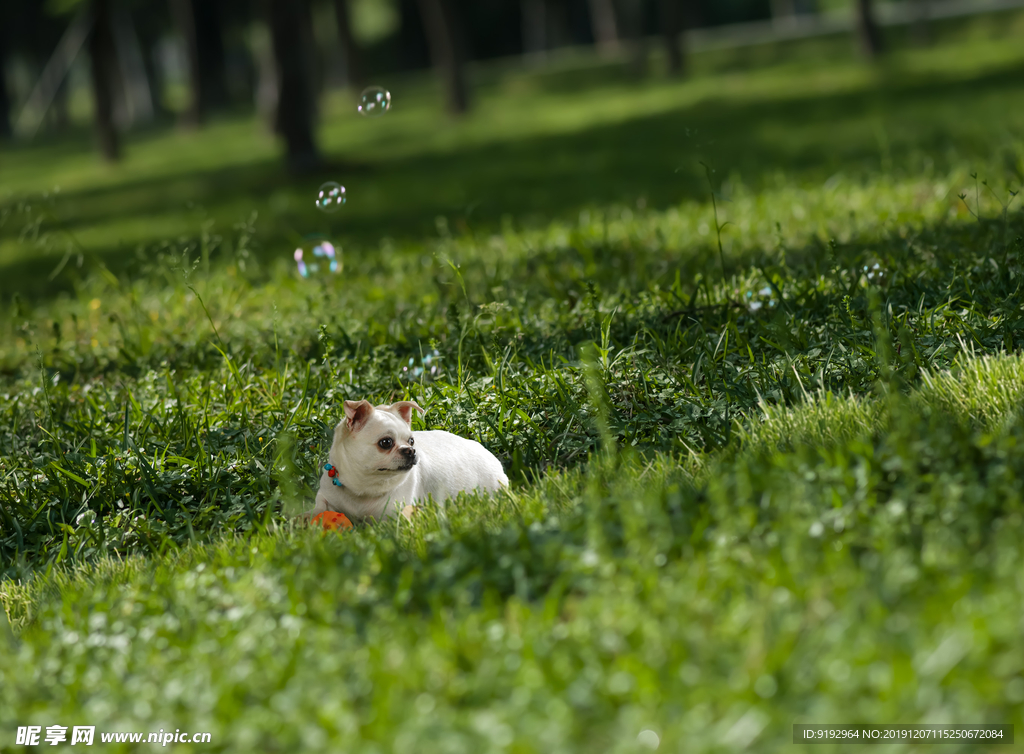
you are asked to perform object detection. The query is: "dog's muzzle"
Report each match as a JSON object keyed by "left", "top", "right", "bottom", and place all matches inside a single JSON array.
[{"left": 386, "top": 447, "right": 416, "bottom": 472}]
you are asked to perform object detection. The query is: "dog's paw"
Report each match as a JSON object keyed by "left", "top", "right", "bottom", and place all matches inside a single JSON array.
[{"left": 401, "top": 505, "right": 416, "bottom": 521}]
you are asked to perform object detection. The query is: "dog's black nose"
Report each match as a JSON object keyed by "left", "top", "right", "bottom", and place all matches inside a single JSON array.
[{"left": 399, "top": 446, "right": 415, "bottom": 459}]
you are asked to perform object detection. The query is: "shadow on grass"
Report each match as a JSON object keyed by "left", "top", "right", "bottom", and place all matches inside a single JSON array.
[{"left": 2, "top": 55, "right": 1023, "bottom": 301}]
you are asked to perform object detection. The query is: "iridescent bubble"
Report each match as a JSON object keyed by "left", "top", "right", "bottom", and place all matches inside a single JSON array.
[
  {"left": 746, "top": 284, "right": 777, "bottom": 313},
  {"left": 313, "top": 242, "right": 340, "bottom": 273},
  {"left": 358, "top": 86, "right": 391, "bottom": 117},
  {"left": 400, "top": 349, "right": 441, "bottom": 381},
  {"left": 293, "top": 239, "right": 342, "bottom": 279},
  {"left": 316, "top": 182, "right": 346, "bottom": 213},
  {"left": 294, "top": 248, "right": 308, "bottom": 278},
  {"left": 75, "top": 510, "right": 97, "bottom": 527},
  {"left": 637, "top": 730, "right": 660, "bottom": 750}
]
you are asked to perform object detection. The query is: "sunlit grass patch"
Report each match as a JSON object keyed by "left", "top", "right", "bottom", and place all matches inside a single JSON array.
[{"left": 2, "top": 19, "right": 1024, "bottom": 752}]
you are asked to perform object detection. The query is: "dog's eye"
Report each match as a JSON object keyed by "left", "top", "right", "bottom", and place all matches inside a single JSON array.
[
  {"left": 378, "top": 438, "right": 394, "bottom": 450},
  {"left": 408, "top": 438, "right": 414, "bottom": 446}
]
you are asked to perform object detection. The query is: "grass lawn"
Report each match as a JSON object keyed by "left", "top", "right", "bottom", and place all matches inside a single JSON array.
[{"left": 3, "top": 10, "right": 1024, "bottom": 752}]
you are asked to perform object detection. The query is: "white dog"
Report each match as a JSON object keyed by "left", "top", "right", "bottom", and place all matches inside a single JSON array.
[{"left": 309, "top": 399, "right": 508, "bottom": 522}]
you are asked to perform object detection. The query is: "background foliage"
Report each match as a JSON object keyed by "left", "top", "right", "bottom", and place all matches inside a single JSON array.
[{"left": 1, "top": 5, "right": 1024, "bottom": 754}]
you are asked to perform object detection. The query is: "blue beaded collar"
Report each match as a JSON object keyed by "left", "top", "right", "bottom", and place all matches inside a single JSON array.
[{"left": 324, "top": 463, "right": 344, "bottom": 488}]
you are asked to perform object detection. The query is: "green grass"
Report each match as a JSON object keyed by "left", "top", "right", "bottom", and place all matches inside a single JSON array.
[
  {"left": 3, "top": 13, "right": 1024, "bottom": 752},
  {"left": 3, "top": 7, "right": 1024, "bottom": 297}
]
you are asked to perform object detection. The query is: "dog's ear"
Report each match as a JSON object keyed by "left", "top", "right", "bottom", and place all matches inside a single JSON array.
[
  {"left": 388, "top": 401, "right": 425, "bottom": 425},
  {"left": 343, "top": 400, "right": 375, "bottom": 432}
]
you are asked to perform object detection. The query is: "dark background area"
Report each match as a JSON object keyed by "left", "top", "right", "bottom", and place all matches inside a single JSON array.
[{"left": 0, "top": 0, "right": 886, "bottom": 167}]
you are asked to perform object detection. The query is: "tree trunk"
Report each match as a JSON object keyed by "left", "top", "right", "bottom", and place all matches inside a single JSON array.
[
  {"left": 166, "top": 0, "right": 228, "bottom": 118},
  {"left": 911, "top": 0, "right": 930, "bottom": 45},
  {"left": 111, "top": 7, "right": 157, "bottom": 127},
  {"left": 396, "top": 0, "right": 431, "bottom": 71},
  {"left": 193, "top": 0, "right": 228, "bottom": 111},
  {"left": 855, "top": 0, "right": 883, "bottom": 59},
  {"left": 587, "top": 0, "right": 620, "bottom": 55},
  {"left": 0, "top": 34, "right": 11, "bottom": 138},
  {"left": 770, "top": 0, "right": 796, "bottom": 19},
  {"left": 133, "top": 4, "right": 167, "bottom": 118},
  {"left": 50, "top": 78, "right": 71, "bottom": 130},
  {"left": 521, "top": 0, "right": 546, "bottom": 62},
  {"left": 140, "top": 34, "right": 167, "bottom": 117},
  {"left": 267, "top": 0, "right": 321, "bottom": 171},
  {"left": 297, "top": 0, "right": 322, "bottom": 101},
  {"left": 89, "top": 0, "right": 120, "bottom": 161},
  {"left": 660, "top": 0, "right": 683, "bottom": 76},
  {"left": 333, "top": 0, "right": 364, "bottom": 89},
  {"left": 168, "top": 0, "right": 202, "bottom": 125},
  {"left": 253, "top": 23, "right": 278, "bottom": 127},
  {"left": 416, "top": 0, "right": 468, "bottom": 115},
  {"left": 620, "top": 0, "right": 647, "bottom": 77}
]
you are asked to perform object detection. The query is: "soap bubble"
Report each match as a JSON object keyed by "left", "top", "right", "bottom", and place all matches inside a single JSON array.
[
  {"left": 293, "top": 237, "right": 342, "bottom": 279},
  {"left": 358, "top": 86, "right": 391, "bottom": 117},
  {"left": 745, "top": 284, "right": 777, "bottom": 312},
  {"left": 637, "top": 730, "right": 660, "bottom": 750},
  {"left": 75, "top": 510, "right": 97, "bottom": 527},
  {"left": 401, "top": 349, "right": 441, "bottom": 381},
  {"left": 864, "top": 262, "right": 884, "bottom": 282},
  {"left": 313, "top": 243, "right": 340, "bottom": 272},
  {"left": 316, "top": 182, "right": 346, "bottom": 213}
]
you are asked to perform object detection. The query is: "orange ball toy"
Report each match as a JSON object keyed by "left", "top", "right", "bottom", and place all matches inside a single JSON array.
[{"left": 311, "top": 510, "right": 353, "bottom": 531}]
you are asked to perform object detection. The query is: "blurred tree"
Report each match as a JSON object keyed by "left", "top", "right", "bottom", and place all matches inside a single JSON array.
[
  {"left": 911, "top": 0, "right": 931, "bottom": 45},
  {"left": 132, "top": 1, "right": 170, "bottom": 118},
  {"left": 334, "top": 0, "right": 365, "bottom": 89},
  {"left": 770, "top": 0, "right": 817, "bottom": 21},
  {"left": 50, "top": 79, "right": 71, "bottom": 131},
  {"left": 168, "top": 0, "right": 230, "bottom": 124},
  {"left": 660, "top": 0, "right": 683, "bottom": 76},
  {"left": 193, "top": 1, "right": 229, "bottom": 110},
  {"left": 855, "top": 0, "right": 883, "bottom": 58},
  {"left": 221, "top": 0, "right": 258, "bottom": 105},
  {"left": 458, "top": 0, "right": 523, "bottom": 61},
  {"left": 587, "top": 0, "right": 620, "bottom": 54},
  {"left": 267, "top": 0, "right": 320, "bottom": 170},
  {"left": 416, "top": 0, "right": 468, "bottom": 114},
  {"left": 5, "top": 0, "right": 76, "bottom": 136},
  {"left": 396, "top": 0, "right": 432, "bottom": 72},
  {"left": 521, "top": 0, "right": 547, "bottom": 61},
  {"left": 168, "top": 0, "right": 203, "bottom": 125},
  {"left": 0, "top": 28, "right": 11, "bottom": 138},
  {"left": 109, "top": 5, "right": 156, "bottom": 128},
  {"left": 563, "top": 0, "right": 596, "bottom": 48},
  {"left": 693, "top": 0, "right": 770, "bottom": 26},
  {"left": 620, "top": 0, "right": 647, "bottom": 76},
  {"left": 89, "top": 0, "right": 120, "bottom": 160},
  {"left": 297, "top": 0, "right": 322, "bottom": 99}
]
